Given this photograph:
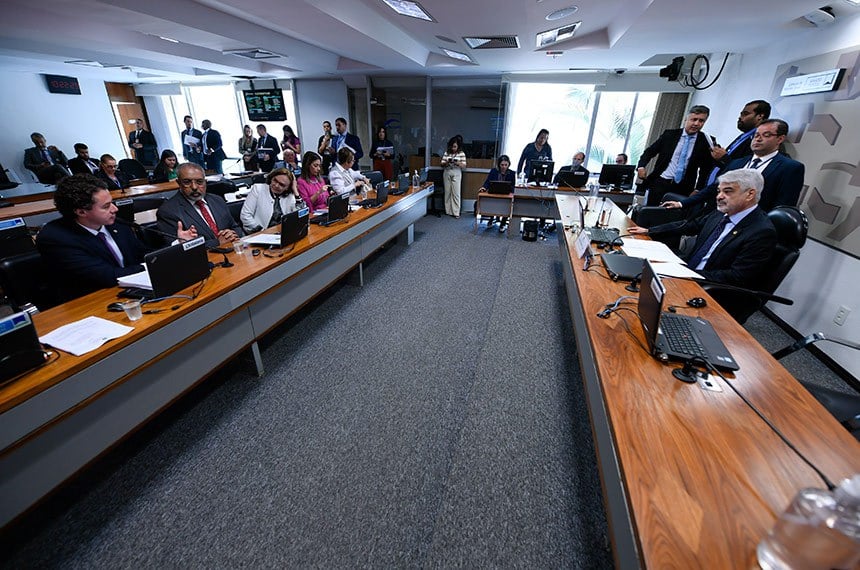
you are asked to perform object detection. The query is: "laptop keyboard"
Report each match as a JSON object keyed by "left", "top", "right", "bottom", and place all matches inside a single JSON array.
[
  {"left": 660, "top": 313, "right": 707, "bottom": 359},
  {"left": 586, "top": 227, "right": 619, "bottom": 243}
]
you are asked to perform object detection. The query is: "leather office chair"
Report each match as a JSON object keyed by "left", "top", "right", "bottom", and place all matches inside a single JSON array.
[
  {"left": 227, "top": 199, "right": 245, "bottom": 226},
  {"left": 118, "top": 158, "right": 149, "bottom": 181},
  {"left": 0, "top": 250, "right": 58, "bottom": 312},
  {"left": 132, "top": 196, "right": 168, "bottom": 213},
  {"left": 362, "top": 170, "right": 383, "bottom": 187},
  {"left": 205, "top": 178, "right": 237, "bottom": 199},
  {"left": 251, "top": 174, "right": 266, "bottom": 185},
  {"left": 631, "top": 205, "right": 686, "bottom": 228},
  {"left": 703, "top": 206, "right": 808, "bottom": 324},
  {"left": 425, "top": 168, "right": 444, "bottom": 217}
]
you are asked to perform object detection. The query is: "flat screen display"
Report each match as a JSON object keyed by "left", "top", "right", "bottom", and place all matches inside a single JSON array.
[
  {"left": 44, "top": 74, "right": 81, "bottom": 95},
  {"left": 243, "top": 89, "right": 287, "bottom": 122}
]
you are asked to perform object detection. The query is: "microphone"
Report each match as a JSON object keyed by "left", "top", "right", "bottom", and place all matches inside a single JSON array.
[
  {"left": 625, "top": 272, "right": 642, "bottom": 293},
  {"left": 219, "top": 253, "right": 233, "bottom": 268},
  {"left": 687, "top": 278, "right": 794, "bottom": 305}
]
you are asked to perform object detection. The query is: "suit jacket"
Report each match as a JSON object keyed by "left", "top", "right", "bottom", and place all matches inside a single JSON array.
[
  {"left": 181, "top": 128, "right": 205, "bottom": 165},
  {"left": 637, "top": 129, "right": 714, "bottom": 194},
  {"left": 96, "top": 169, "right": 130, "bottom": 190},
  {"left": 128, "top": 129, "right": 158, "bottom": 164},
  {"left": 336, "top": 132, "right": 364, "bottom": 162},
  {"left": 203, "top": 129, "right": 227, "bottom": 161},
  {"left": 650, "top": 207, "right": 776, "bottom": 289},
  {"left": 156, "top": 192, "right": 243, "bottom": 247},
  {"left": 68, "top": 157, "right": 101, "bottom": 175},
  {"left": 23, "top": 146, "right": 68, "bottom": 172},
  {"left": 713, "top": 130, "right": 755, "bottom": 171},
  {"left": 680, "top": 153, "right": 805, "bottom": 212},
  {"left": 36, "top": 217, "right": 149, "bottom": 302},
  {"left": 256, "top": 134, "right": 280, "bottom": 172}
]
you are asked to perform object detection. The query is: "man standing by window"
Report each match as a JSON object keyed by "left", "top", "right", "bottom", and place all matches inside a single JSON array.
[
  {"left": 128, "top": 118, "right": 158, "bottom": 166},
  {"left": 201, "top": 120, "right": 227, "bottom": 175},
  {"left": 180, "top": 115, "right": 205, "bottom": 168}
]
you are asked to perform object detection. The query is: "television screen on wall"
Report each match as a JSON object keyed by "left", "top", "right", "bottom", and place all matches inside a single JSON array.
[{"left": 243, "top": 89, "right": 286, "bottom": 122}]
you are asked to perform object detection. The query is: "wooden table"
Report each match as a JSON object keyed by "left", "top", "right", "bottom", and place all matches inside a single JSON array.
[
  {"left": 0, "top": 184, "right": 432, "bottom": 527},
  {"left": 555, "top": 194, "right": 860, "bottom": 568}
]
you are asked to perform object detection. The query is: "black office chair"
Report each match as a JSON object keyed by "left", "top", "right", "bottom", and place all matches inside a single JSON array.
[
  {"left": 702, "top": 206, "right": 808, "bottom": 324},
  {"left": 205, "top": 179, "right": 237, "bottom": 199},
  {"left": 251, "top": 174, "right": 266, "bottom": 185},
  {"left": 118, "top": 158, "right": 149, "bottom": 181},
  {"left": 425, "top": 168, "right": 444, "bottom": 217},
  {"left": 631, "top": 205, "right": 686, "bottom": 228},
  {"left": 0, "top": 250, "right": 58, "bottom": 312},
  {"left": 132, "top": 196, "right": 168, "bottom": 213},
  {"left": 771, "top": 333, "right": 860, "bottom": 439},
  {"left": 227, "top": 199, "right": 245, "bottom": 226},
  {"left": 362, "top": 170, "right": 383, "bottom": 187}
]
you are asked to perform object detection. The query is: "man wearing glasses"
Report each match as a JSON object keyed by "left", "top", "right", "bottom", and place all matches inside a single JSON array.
[
  {"left": 156, "top": 162, "right": 243, "bottom": 247},
  {"left": 662, "top": 119, "right": 804, "bottom": 213}
]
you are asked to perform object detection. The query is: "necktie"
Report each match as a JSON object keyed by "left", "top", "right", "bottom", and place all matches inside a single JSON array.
[
  {"left": 674, "top": 135, "right": 692, "bottom": 183},
  {"left": 268, "top": 194, "right": 283, "bottom": 228},
  {"left": 195, "top": 200, "right": 219, "bottom": 235},
  {"left": 88, "top": 160, "right": 98, "bottom": 174},
  {"left": 43, "top": 149, "right": 53, "bottom": 164},
  {"left": 97, "top": 231, "right": 123, "bottom": 267},
  {"left": 749, "top": 158, "right": 762, "bottom": 169},
  {"left": 203, "top": 132, "right": 209, "bottom": 154},
  {"left": 687, "top": 216, "right": 730, "bottom": 269}
]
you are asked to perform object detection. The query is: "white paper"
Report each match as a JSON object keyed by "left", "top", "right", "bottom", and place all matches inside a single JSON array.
[
  {"left": 574, "top": 229, "right": 590, "bottom": 259},
  {"left": 652, "top": 262, "right": 702, "bottom": 279},
  {"left": 40, "top": 316, "right": 134, "bottom": 356},
  {"left": 117, "top": 267, "right": 152, "bottom": 290},
  {"left": 242, "top": 234, "right": 281, "bottom": 246},
  {"left": 619, "top": 238, "right": 686, "bottom": 264},
  {"left": 183, "top": 134, "right": 200, "bottom": 146},
  {"left": 375, "top": 146, "right": 394, "bottom": 155}
]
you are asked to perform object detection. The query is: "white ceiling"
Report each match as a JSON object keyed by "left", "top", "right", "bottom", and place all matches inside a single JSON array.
[{"left": 0, "top": 0, "right": 851, "bottom": 83}]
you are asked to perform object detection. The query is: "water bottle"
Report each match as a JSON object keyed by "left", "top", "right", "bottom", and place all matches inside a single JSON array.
[
  {"left": 757, "top": 474, "right": 860, "bottom": 570},
  {"left": 412, "top": 170, "right": 419, "bottom": 188}
]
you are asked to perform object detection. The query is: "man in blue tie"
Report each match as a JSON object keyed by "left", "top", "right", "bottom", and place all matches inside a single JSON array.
[
  {"left": 707, "top": 100, "right": 771, "bottom": 182},
  {"left": 636, "top": 106, "right": 716, "bottom": 206},
  {"left": 23, "top": 132, "right": 69, "bottom": 183}
]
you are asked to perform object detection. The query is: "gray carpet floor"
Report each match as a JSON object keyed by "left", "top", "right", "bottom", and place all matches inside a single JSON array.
[{"left": 1, "top": 215, "right": 613, "bottom": 568}]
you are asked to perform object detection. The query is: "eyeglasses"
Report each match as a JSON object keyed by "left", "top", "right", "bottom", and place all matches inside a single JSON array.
[
  {"left": 179, "top": 178, "right": 206, "bottom": 187},
  {"left": 753, "top": 131, "right": 779, "bottom": 139}
]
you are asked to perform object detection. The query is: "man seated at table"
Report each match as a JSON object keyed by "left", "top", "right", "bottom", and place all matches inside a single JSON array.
[
  {"left": 96, "top": 154, "right": 130, "bottom": 190},
  {"left": 36, "top": 174, "right": 196, "bottom": 302},
  {"left": 615, "top": 153, "right": 628, "bottom": 165},
  {"left": 282, "top": 149, "right": 301, "bottom": 175},
  {"left": 628, "top": 168, "right": 776, "bottom": 292},
  {"left": 157, "top": 162, "right": 243, "bottom": 247},
  {"left": 23, "top": 132, "right": 69, "bottom": 184},
  {"left": 68, "top": 143, "right": 101, "bottom": 175},
  {"left": 553, "top": 151, "right": 589, "bottom": 184},
  {"left": 239, "top": 168, "right": 299, "bottom": 233}
]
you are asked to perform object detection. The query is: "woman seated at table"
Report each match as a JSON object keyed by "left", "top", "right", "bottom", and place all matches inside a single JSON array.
[
  {"left": 152, "top": 149, "right": 179, "bottom": 183},
  {"left": 239, "top": 167, "right": 299, "bottom": 233},
  {"left": 296, "top": 151, "right": 334, "bottom": 213},
  {"left": 478, "top": 154, "right": 515, "bottom": 231},
  {"left": 328, "top": 147, "right": 368, "bottom": 196},
  {"left": 238, "top": 124, "right": 257, "bottom": 172}
]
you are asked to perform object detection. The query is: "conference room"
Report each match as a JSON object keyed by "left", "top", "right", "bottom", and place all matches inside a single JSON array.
[{"left": 1, "top": 0, "right": 859, "bottom": 567}]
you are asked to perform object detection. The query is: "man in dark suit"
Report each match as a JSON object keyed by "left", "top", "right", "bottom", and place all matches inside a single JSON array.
[
  {"left": 127, "top": 118, "right": 158, "bottom": 166},
  {"left": 334, "top": 117, "right": 363, "bottom": 163},
  {"left": 256, "top": 124, "right": 280, "bottom": 173},
  {"left": 630, "top": 169, "right": 777, "bottom": 294},
  {"left": 201, "top": 119, "right": 227, "bottom": 175},
  {"left": 636, "top": 105, "right": 715, "bottom": 206},
  {"left": 23, "top": 132, "right": 69, "bottom": 184},
  {"left": 662, "top": 119, "right": 803, "bottom": 213},
  {"left": 156, "top": 162, "right": 243, "bottom": 247},
  {"left": 95, "top": 154, "right": 130, "bottom": 191},
  {"left": 707, "top": 100, "right": 770, "bottom": 182},
  {"left": 35, "top": 174, "right": 195, "bottom": 302},
  {"left": 180, "top": 115, "right": 205, "bottom": 168},
  {"left": 67, "top": 143, "right": 101, "bottom": 175},
  {"left": 553, "top": 151, "right": 590, "bottom": 184}
]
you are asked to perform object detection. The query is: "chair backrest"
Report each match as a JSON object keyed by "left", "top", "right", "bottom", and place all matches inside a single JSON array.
[
  {"left": 131, "top": 196, "right": 168, "bottom": 213},
  {"left": 0, "top": 250, "right": 58, "bottom": 312},
  {"left": 118, "top": 158, "right": 149, "bottom": 180},
  {"left": 227, "top": 199, "right": 245, "bottom": 225},
  {"left": 205, "top": 178, "right": 237, "bottom": 198},
  {"left": 760, "top": 206, "right": 808, "bottom": 294},
  {"left": 631, "top": 206, "right": 686, "bottom": 228},
  {"left": 251, "top": 174, "right": 266, "bottom": 185},
  {"left": 362, "top": 170, "right": 383, "bottom": 186}
]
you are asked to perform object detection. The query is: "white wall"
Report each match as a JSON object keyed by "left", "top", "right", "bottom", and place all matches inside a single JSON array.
[
  {"left": 0, "top": 71, "right": 126, "bottom": 182},
  {"left": 293, "top": 79, "right": 348, "bottom": 161},
  {"left": 691, "top": 14, "right": 860, "bottom": 379}
]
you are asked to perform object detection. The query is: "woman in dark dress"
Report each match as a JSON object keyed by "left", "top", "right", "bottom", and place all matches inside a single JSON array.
[{"left": 370, "top": 125, "right": 394, "bottom": 181}]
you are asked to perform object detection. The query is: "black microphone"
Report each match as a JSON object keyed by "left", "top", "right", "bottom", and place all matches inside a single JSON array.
[
  {"left": 687, "top": 278, "right": 794, "bottom": 305},
  {"left": 625, "top": 272, "right": 642, "bottom": 293},
  {"left": 219, "top": 253, "right": 233, "bottom": 268}
]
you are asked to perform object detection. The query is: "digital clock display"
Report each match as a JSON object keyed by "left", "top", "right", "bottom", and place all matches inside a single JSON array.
[{"left": 43, "top": 74, "right": 82, "bottom": 95}]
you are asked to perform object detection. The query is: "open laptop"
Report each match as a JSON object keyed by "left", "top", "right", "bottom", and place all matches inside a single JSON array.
[
  {"left": 556, "top": 170, "right": 589, "bottom": 189},
  {"left": 280, "top": 206, "right": 309, "bottom": 246},
  {"left": 487, "top": 180, "right": 514, "bottom": 195},
  {"left": 121, "top": 236, "right": 210, "bottom": 299},
  {"left": 310, "top": 192, "right": 350, "bottom": 226},
  {"left": 392, "top": 173, "right": 410, "bottom": 195},
  {"left": 357, "top": 181, "right": 390, "bottom": 207},
  {"left": 638, "top": 259, "right": 739, "bottom": 371}
]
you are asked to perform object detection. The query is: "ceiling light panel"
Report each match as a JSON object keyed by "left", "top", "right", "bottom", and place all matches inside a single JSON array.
[
  {"left": 536, "top": 21, "right": 582, "bottom": 48},
  {"left": 442, "top": 48, "right": 474, "bottom": 63},
  {"left": 381, "top": 0, "right": 435, "bottom": 21}
]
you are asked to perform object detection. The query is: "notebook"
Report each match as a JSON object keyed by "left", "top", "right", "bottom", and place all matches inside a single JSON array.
[
  {"left": 556, "top": 169, "right": 589, "bottom": 188},
  {"left": 638, "top": 259, "right": 739, "bottom": 371},
  {"left": 487, "top": 180, "right": 514, "bottom": 195},
  {"left": 310, "top": 192, "right": 350, "bottom": 225}
]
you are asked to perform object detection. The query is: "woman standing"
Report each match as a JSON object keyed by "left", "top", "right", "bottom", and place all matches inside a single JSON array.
[
  {"left": 296, "top": 152, "right": 333, "bottom": 213},
  {"left": 370, "top": 126, "right": 394, "bottom": 181},
  {"left": 441, "top": 136, "right": 467, "bottom": 218},
  {"left": 479, "top": 154, "right": 516, "bottom": 230},
  {"left": 238, "top": 124, "right": 257, "bottom": 172},
  {"left": 152, "top": 149, "right": 179, "bottom": 183},
  {"left": 516, "top": 128, "right": 552, "bottom": 181},
  {"left": 281, "top": 124, "right": 301, "bottom": 158}
]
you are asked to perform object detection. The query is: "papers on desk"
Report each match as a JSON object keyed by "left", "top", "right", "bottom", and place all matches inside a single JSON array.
[
  {"left": 242, "top": 234, "right": 281, "bottom": 246},
  {"left": 40, "top": 316, "right": 134, "bottom": 356},
  {"left": 619, "top": 238, "right": 686, "bottom": 264},
  {"left": 117, "top": 267, "right": 152, "bottom": 290},
  {"left": 652, "top": 262, "right": 702, "bottom": 280}
]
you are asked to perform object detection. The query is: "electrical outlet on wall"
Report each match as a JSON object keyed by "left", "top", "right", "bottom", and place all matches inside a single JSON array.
[{"left": 833, "top": 305, "right": 851, "bottom": 326}]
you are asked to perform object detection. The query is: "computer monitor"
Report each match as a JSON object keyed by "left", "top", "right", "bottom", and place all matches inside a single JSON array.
[
  {"left": 528, "top": 160, "right": 554, "bottom": 185},
  {"left": 598, "top": 164, "right": 636, "bottom": 190}
]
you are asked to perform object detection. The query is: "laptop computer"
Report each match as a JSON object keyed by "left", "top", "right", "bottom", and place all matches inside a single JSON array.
[
  {"left": 145, "top": 236, "right": 211, "bottom": 298},
  {"left": 310, "top": 192, "right": 350, "bottom": 226},
  {"left": 556, "top": 169, "right": 589, "bottom": 188},
  {"left": 0, "top": 217, "right": 35, "bottom": 258},
  {"left": 487, "top": 180, "right": 514, "bottom": 195},
  {"left": 280, "top": 207, "right": 309, "bottom": 247},
  {"left": 601, "top": 252, "right": 644, "bottom": 281},
  {"left": 114, "top": 198, "right": 134, "bottom": 225},
  {"left": 638, "top": 259, "right": 739, "bottom": 371},
  {"left": 356, "top": 181, "right": 389, "bottom": 208},
  {"left": 392, "top": 173, "right": 410, "bottom": 195}
]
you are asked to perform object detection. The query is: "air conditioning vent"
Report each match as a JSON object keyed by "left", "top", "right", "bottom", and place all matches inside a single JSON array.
[
  {"left": 223, "top": 49, "right": 284, "bottom": 60},
  {"left": 463, "top": 36, "right": 520, "bottom": 49}
]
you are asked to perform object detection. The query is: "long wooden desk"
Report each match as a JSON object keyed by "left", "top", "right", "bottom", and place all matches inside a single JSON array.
[
  {"left": 0, "top": 184, "right": 432, "bottom": 526},
  {"left": 555, "top": 194, "right": 860, "bottom": 568}
]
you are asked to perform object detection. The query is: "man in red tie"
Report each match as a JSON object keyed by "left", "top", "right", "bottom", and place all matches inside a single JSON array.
[{"left": 156, "top": 162, "right": 243, "bottom": 247}]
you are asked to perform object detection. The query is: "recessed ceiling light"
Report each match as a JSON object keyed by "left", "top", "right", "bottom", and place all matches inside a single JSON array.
[
  {"left": 442, "top": 48, "right": 474, "bottom": 63},
  {"left": 536, "top": 21, "right": 582, "bottom": 48},
  {"left": 158, "top": 36, "right": 180, "bottom": 43},
  {"left": 546, "top": 5, "right": 578, "bottom": 21},
  {"left": 843, "top": 0, "right": 860, "bottom": 5},
  {"left": 436, "top": 34, "right": 457, "bottom": 44},
  {"left": 381, "top": 0, "right": 435, "bottom": 21},
  {"left": 64, "top": 60, "right": 104, "bottom": 68}
]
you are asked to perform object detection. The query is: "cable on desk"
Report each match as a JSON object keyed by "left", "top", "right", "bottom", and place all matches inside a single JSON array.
[
  {"left": 697, "top": 358, "right": 837, "bottom": 491},
  {"left": 597, "top": 295, "right": 637, "bottom": 318},
  {"left": 604, "top": 307, "right": 651, "bottom": 355}
]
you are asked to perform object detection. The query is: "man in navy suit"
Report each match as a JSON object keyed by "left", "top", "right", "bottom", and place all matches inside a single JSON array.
[
  {"left": 67, "top": 143, "right": 101, "bottom": 175},
  {"left": 127, "top": 118, "right": 158, "bottom": 166},
  {"left": 636, "top": 105, "right": 715, "bottom": 206},
  {"left": 662, "top": 119, "right": 803, "bottom": 213},
  {"left": 706, "top": 100, "right": 770, "bottom": 183},
  {"left": 180, "top": 115, "right": 205, "bottom": 168},
  {"left": 201, "top": 120, "right": 227, "bottom": 174},
  {"left": 156, "top": 162, "right": 243, "bottom": 247},
  {"left": 334, "top": 117, "right": 363, "bottom": 164},
  {"left": 36, "top": 174, "right": 195, "bottom": 302},
  {"left": 23, "top": 132, "right": 69, "bottom": 184},
  {"left": 630, "top": 168, "right": 777, "bottom": 293},
  {"left": 255, "top": 124, "right": 280, "bottom": 173}
]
